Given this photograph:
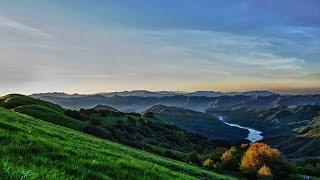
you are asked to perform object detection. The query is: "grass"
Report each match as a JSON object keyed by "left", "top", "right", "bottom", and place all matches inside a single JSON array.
[
  {"left": 0, "top": 94, "right": 228, "bottom": 163},
  {"left": 0, "top": 108, "right": 235, "bottom": 179},
  {"left": 14, "top": 104, "right": 85, "bottom": 130},
  {"left": 0, "top": 94, "right": 65, "bottom": 113}
]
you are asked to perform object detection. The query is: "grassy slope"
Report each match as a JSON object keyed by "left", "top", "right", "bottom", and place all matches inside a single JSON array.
[
  {"left": 0, "top": 94, "right": 228, "bottom": 161},
  {"left": 0, "top": 94, "right": 84, "bottom": 131},
  {"left": 0, "top": 108, "right": 234, "bottom": 179}
]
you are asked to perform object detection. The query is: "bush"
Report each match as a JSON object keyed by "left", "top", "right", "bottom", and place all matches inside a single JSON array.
[
  {"left": 257, "top": 165, "right": 273, "bottom": 180},
  {"left": 303, "top": 163, "right": 317, "bottom": 176},
  {"left": 142, "top": 112, "right": 154, "bottom": 118},
  {"left": 89, "top": 119, "right": 101, "bottom": 126},
  {"left": 209, "top": 147, "right": 226, "bottom": 162},
  {"left": 203, "top": 159, "right": 215, "bottom": 168},
  {"left": 64, "top": 110, "right": 86, "bottom": 121},
  {"left": 221, "top": 147, "right": 240, "bottom": 171},
  {"left": 163, "top": 150, "right": 181, "bottom": 161},
  {"left": 187, "top": 151, "right": 201, "bottom": 166}
]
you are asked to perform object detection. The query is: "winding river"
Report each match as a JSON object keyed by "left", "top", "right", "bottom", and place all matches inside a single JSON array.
[{"left": 218, "top": 117, "right": 263, "bottom": 143}]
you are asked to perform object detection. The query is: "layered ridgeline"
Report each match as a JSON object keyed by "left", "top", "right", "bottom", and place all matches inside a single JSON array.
[
  {"left": 146, "top": 105, "right": 248, "bottom": 143},
  {"left": 207, "top": 106, "right": 320, "bottom": 159},
  {"left": 0, "top": 94, "right": 229, "bottom": 163},
  {"left": 32, "top": 92, "right": 320, "bottom": 112},
  {"left": 0, "top": 108, "right": 234, "bottom": 179}
]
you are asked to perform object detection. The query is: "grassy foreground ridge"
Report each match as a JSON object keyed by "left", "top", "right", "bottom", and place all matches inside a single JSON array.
[{"left": 0, "top": 108, "right": 234, "bottom": 179}]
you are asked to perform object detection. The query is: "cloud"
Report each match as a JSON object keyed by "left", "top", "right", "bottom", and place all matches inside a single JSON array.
[
  {"left": 130, "top": 29, "right": 308, "bottom": 75},
  {"left": 236, "top": 54, "right": 304, "bottom": 71},
  {"left": 0, "top": 15, "right": 54, "bottom": 40}
]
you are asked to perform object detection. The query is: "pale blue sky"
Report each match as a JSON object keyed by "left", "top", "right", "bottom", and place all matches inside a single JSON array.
[{"left": 0, "top": 0, "right": 320, "bottom": 94}]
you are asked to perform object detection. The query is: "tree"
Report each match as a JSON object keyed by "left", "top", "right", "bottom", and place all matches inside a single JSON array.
[
  {"left": 257, "top": 165, "right": 273, "bottom": 180},
  {"left": 240, "top": 143, "right": 283, "bottom": 178},
  {"left": 203, "top": 159, "right": 215, "bottom": 169},
  {"left": 221, "top": 147, "right": 240, "bottom": 171},
  {"left": 187, "top": 151, "right": 201, "bottom": 165},
  {"left": 89, "top": 118, "right": 101, "bottom": 126},
  {"left": 141, "top": 112, "right": 154, "bottom": 118},
  {"left": 127, "top": 116, "right": 136, "bottom": 126},
  {"left": 209, "top": 147, "right": 226, "bottom": 162},
  {"left": 64, "top": 110, "right": 85, "bottom": 121}
]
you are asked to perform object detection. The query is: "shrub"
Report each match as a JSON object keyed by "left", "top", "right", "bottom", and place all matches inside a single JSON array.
[
  {"left": 64, "top": 110, "right": 86, "bottom": 121},
  {"left": 303, "top": 163, "right": 317, "bottom": 176},
  {"left": 210, "top": 147, "right": 226, "bottom": 162},
  {"left": 187, "top": 151, "right": 201, "bottom": 165},
  {"left": 142, "top": 112, "right": 154, "bottom": 118},
  {"left": 221, "top": 151, "right": 232, "bottom": 166},
  {"left": 203, "top": 159, "right": 215, "bottom": 168},
  {"left": 163, "top": 150, "right": 181, "bottom": 161},
  {"left": 221, "top": 147, "right": 240, "bottom": 171},
  {"left": 257, "top": 165, "right": 273, "bottom": 180},
  {"left": 89, "top": 119, "right": 101, "bottom": 126}
]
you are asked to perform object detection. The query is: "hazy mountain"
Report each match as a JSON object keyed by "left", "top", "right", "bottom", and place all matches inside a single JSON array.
[
  {"left": 33, "top": 90, "right": 279, "bottom": 98},
  {"left": 31, "top": 92, "right": 320, "bottom": 113},
  {"left": 97, "top": 90, "right": 184, "bottom": 97},
  {"left": 32, "top": 92, "right": 86, "bottom": 99},
  {"left": 93, "top": 104, "right": 120, "bottom": 112}
]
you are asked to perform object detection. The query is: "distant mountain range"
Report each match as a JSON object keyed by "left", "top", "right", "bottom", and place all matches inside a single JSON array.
[
  {"left": 32, "top": 91, "right": 320, "bottom": 113},
  {"left": 32, "top": 90, "right": 279, "bottom": 98}
]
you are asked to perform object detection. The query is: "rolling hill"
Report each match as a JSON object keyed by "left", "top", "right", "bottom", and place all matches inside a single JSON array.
[
  {"left": 0, "top": 94, "right": 229, "bottom": 162},
  {"left": 0, "top": 107, "right": 234, "bottom": 179},
  {"left": 146, "top": 105, "right": 248, "bottom": 143}
]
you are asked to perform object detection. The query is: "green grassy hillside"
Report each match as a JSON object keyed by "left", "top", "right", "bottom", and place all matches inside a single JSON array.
[
  {"left": 0, "top": 94, "right": 84, "bottom": 130},
  {"left": 0, "top": 94, "right": 229, "bottom": 164},
  {"left": 0, "top": 94, "right": 65, "bottom": 113},
  {"left": 0, "top": 108, "right": 234, "bottom": 179}
]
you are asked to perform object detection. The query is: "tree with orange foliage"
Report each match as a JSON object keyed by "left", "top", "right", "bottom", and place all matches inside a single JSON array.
[
  {"left": 221, "top": 147, "right": 240, "bottom": 171},
  {"left": 258, "top": 165, "right": 273, "bottom": 179},
  {"left": 221, "top": 150, "right": 233, "bottom": 166},
  {"left": 240, "top": 143, "right": 283, "bottom": 178}
]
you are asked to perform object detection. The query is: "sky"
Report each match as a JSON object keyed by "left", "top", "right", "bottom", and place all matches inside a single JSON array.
[{"left": 0, "top": 0, "right": 320, "bottom": 95}]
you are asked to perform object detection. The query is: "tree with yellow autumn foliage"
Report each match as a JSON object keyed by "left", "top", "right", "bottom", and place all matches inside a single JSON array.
[
  {"left": 240, "top": 143, "right": 282, "bottom": 172},
  {"left": 257, "top": 165, "right": 273, "bottom": 180},
  {"left": 221, "top": 146, "right": 241, "bottom": 171},
  {"left": 203, "top": 159, "right": 215, "bottom": 168},
  {"left": 240, "top": 142, "right": 293, "bottom": 179}
]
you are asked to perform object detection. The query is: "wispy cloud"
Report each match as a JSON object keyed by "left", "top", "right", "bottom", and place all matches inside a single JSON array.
[
  {"left": 236, "top": 54, "right": 304, "bottom": 71},
  {"left": 0, "top": 15, "right": 54, "bottom": 40},
  {"left": 131, "top": 29, "right": 308, "bottom": 76}
]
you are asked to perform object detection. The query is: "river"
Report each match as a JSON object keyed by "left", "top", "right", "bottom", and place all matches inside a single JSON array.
[{"left": 218, "top": 117, "right": 263, "bottom": 143}]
